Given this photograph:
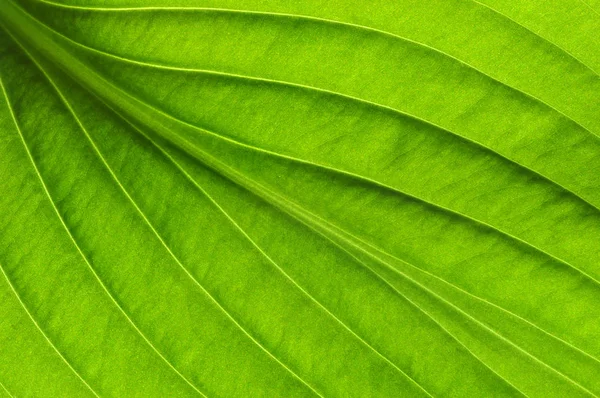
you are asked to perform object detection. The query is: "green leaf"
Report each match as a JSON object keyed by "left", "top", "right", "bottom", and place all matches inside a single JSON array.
[{"left": 1, "top": 0, "right": 600, "bottom": 396}]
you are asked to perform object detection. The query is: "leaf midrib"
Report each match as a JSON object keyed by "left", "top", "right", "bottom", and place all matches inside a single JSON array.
[
  {"left": 152, "top": 109, "right": 596, "bottom": 396},
  {"left": 9, "top": 0, "right": 600, "bottom": 222},
  {"left": 76, "top": 74, "right": 600, "bottom": 397}
]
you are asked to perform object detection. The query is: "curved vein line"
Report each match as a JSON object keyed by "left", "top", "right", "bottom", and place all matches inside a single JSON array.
[
  {"left": 26, "top": 17, "right": 600, "bottom": 216},
  {"left": 0, "top": 78, "right": 100, "bottom": 398},
  {"left": 163, "top": 113, "right": 600, "bottom": 290},
  {"left": 182, "top": 146, "right": 596, "bottom": 396},
  {"left": 51, "top": 41, "right": 600, "bottom": 290},
  {"left": 36, "top": 0, "right": 600, "bottom": 138},
  {"left": 275, "top": 213, "right": 530, "bottom": 397},
  {"left": 10, "top": 2, "right": 600, "bottom": 371},
  {"left": 466, "top": 0, "right": 600, "bottom": 76},
  {"left": 35, "top": 21, "right": 600, "bottom": 302},
  {"left": 24, "top": 12, "right": 600, "bottom": 303},
  {"left": 267, "top": 163, "right": 600, "bottom": 374},
  {"left": 113, "top": 103, "right": 595, "bottom": 394},
  {"left": 123, "top": 80, "right": 600, "bottom": 373},
  {"left": 103, "top": 98, "right": 593, "bottom": 395},
  {"left": 249, "top": 165, "right": 600, "bottom": 370},
  {"left": 24, "top": 13, "right": 600, "bottom": 277},
  {"left": 309, "top": 214, "right": 599, "bottom": 397},
  {"left": 261, "top": 145, "right": 600, "bottom": 281},
  {"left": 579, "top": 0, "right": 600, "bottom": 17},
  {"left": 0, "top": 381, "right": 14, "bottom": 398},
  {"left": 6, "top": 40, "right": 207, "bottom": 398},
  {"left": 143, "top": 132, "right": 434, "bottom": 397},
  {"left": 8, "top": 1, "right": 599, "bottom": 394},
  {"left": 35, "top": 55, "right": 323, "bottom": 398},
  {"left": 315, "top": 217, "right": 593, "bottom": 397},
  {"left": 364, "top": 235, "right": 600, "bottom": 369}
]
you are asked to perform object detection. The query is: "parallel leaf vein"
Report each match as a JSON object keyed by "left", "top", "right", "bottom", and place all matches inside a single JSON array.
[
  {"left": 0, "top": 77, "right": 100, "bottom": 398},
  {"left": 34, "top": 47, "right": 323, "bottom": 398},
  {"left": 15, "top": 15, "right": 600, "bottom": 332},
  {"left": 143, "top": 129, "right": 434, "bottom": 397},
  {"left": 180, "top": 143, "right": 597, "bottom": 396},
  {"left": 48, "top": 45, "right": 600, "bottom": 292},
  {"left": 6, "top": 40, "right": 208, "bottom": 398},
  {"left": 20, "top": 17, "right": 600, "bottom": 343},
  {"left": 36, "top": 0, "right": 600, "bottom": 137},
  {"left": 0, "top": 381, "right": 14, "bottom": 398},
  {"left": 466, "top": 0, "right": 600, "bottom": 76},
  {"left": 26, "top": 17, "right": 600, "bottom": 217}
]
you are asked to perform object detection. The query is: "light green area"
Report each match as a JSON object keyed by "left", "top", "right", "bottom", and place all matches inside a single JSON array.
[{"left": 0, "top": 0, "right": 599, "bottom": 396}]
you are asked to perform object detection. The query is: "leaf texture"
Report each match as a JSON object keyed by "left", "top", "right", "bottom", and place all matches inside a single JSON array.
[{"left": 0, "top": 0, "right": 599, "bottom": 396}]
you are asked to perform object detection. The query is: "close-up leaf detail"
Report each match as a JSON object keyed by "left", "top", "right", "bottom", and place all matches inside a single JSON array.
[{"left": 1, "top": 0, "right": 600, "bottom": 396}]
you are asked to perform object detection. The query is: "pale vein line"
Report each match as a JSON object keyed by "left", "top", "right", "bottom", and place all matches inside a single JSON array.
[
  {"left": 32, "top": 50, "right": 323, "bottom": 398},
  {"left": 24, "top": 15, "right": 600, "bottom": 343},
  {"left": 0, "top": 79, "right": 99, "bottom": 398},
  {"left": 255, "top": 159, "right": 600, "bottom": 390},
  {"left": 10, "top": 0, "right": 600, "bottom": 376},
  {"left": 157, "top": 73, "right": 600, "bottom": 286},
  {"left": 11, "top": 9, "right": 597, "bottom": 396},
  {"left": 105, "top": 109, "right": 592, "bottom": 394},
  {"left": 3, "top": 43, "right": 207, "bottom": 398},
  {"left": 0, "top": 381, "right": 14, "bottom": 398},
  {"left": 467, "top": 0, "right": 600, "bottom": 76},
  {"left": 579, "top": 0, "right": 600, "bottom": 18},
  {"left": 23, "top": 13, "right": 600, "bottom": 290},
  {"left": 185, "top": 147, "right": 597, "bottom": 396},
  {"left": 24, "top": 14, "right": 600, "bottom": 217},
  {"left": 21, "top": 13, "right": 600, "bottom": 307},
  {"left": 272, "top": 211, "right": 531, "bottom": 397},
  {"left": 63, "top": 52, "right": 600, "bottom": 293},
  {"left": 144, "top": 135, "right": 527, "bottom": 397},
  {"left": 13, "top": 1, "right": 600, "bottom": 237},
  {"left": 365, "top": 238, "right": 600, "bottom": 368},
  {"left": 36, "top": 0, "right": 600, "bottom": 137},
  {"left": 143, "top": 132, "right": 434, "bottom": 397},
  {"left": 85, "top": 62, "right": 600, "bottom": 302},
  {"left": 175, "top": 129, "right": 600, "bottom": 377},
  {"left": 7, "top": 1, "right": 599, "bottom": 394},
  {"left": 310, "top": 214, "right": 599, "bottom": 397},
  {"left": 169, "top": 112, "right": 600, "bottom": 289},
  {"left": 0, "top": 12, "right": 508, "bottom": 395}
]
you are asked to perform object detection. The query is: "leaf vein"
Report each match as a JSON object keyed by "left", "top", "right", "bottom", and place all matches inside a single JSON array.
[
  {"left": 28, "top": 19, "right": 600, "bottom": 215},
  {"left": 5, "top": 38, "right": 207, "bottom": 398},
  {"left": 144, "top": 130, "right": 434, "bottom": 397},
  {"left": 190, "top": 146, "right": 597, "bottom": 396},
  {"left": 36, "top": 0, "right": 600, "bottom": 137},
  {"left": 35, "top": 48, "right": 323, "bottom": 398},
  {"left": 0, "top": 381, "right": 14, "bottom": 398},
  {"left": 0, "top": 77, "right": 100, "bottom": 398}
]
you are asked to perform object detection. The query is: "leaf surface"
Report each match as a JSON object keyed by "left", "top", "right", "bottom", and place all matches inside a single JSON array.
[{"left": 1, "top": 0, "right": 600, "bottom": 396}]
